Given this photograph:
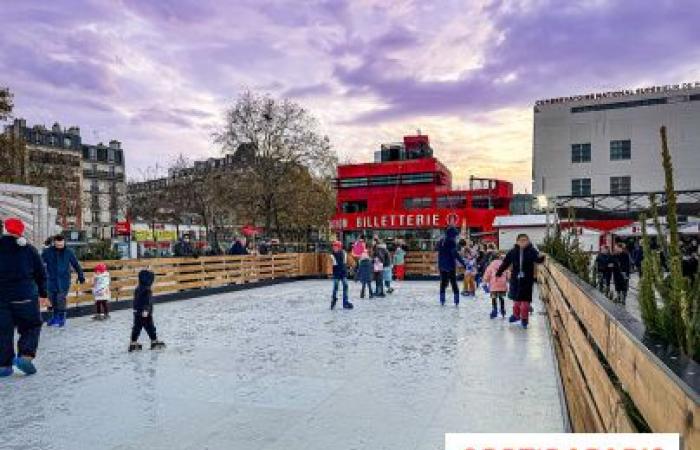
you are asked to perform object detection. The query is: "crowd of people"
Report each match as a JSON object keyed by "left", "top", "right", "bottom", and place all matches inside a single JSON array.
[
  {"left": 329, "top": 228, "right": 545, "bottom": 329},
  {"left": 1, "top": 217, "right": 165, "bottom": 377}
]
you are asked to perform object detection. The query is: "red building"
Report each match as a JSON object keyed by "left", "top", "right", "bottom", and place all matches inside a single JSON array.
[{"left": 330, "top": 134, "right": 513, "bottom": 249}]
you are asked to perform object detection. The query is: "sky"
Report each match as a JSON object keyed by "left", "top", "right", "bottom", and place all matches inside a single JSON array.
[{"left": 1, "top": 0, "right": 699, "bottom": 193}]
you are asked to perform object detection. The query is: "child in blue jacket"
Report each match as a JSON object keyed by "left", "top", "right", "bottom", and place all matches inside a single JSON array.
[{"left": 129, "top": 270, "right": 166, "bottom": 352}]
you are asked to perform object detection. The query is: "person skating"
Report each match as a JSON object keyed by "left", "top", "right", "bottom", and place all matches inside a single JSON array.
[
  {"left": 595, "top": 245, "right": 613, "bottom": 295},
  {"left": 0, "top": 218, "right": 47, "bottom": 376},
  {"left": 437, "top": 226, "right": 467, "bottom": 306},
  {"left": 42, "top": 235, "right": 85, "bottom": 327},
  {"left": 461, "top": 251, "right": 477, "bottom": 297},
  {"left": 496, "top": 234, "right": 545, "bottom": 328},
  {"left": 351, "top": 236, "right": 366, "bottom": 282},
  {"left": 372, "top": 244, "right": 386, "bottom": 297},
  {"left": 173, "top": 234, "right": 196, "bottom": 257},
  {"left": 377, "top": 242, "right": 394, "bottom": 294},
  {"left": 92, "top": 263, "right": 111, "bottom": 320},
  {"left": 129, "top": 269, "right": 165, "bottom": 352},
  {"left": 357, "top": 250, "right": 374, "bottom": 299},
  {"left": 329, "top": 241, "right": 353, "bottom": 310},
  {"left": 393, "top": 244, "right": 406, "bottom": 281},
  {"left": 483, "top": 251, "right": 509, "bottom": 318},
  {"left": 612, "top": 242, "right": 631, "bottom": 305}
]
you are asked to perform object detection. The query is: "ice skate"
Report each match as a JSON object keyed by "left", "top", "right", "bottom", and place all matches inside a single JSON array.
[
  {"left": 508, "top": 315, "right": 519, "bottom": 323},
  {"left": 521, "top": 319, "right": 529, "bottom": 329},
  {"left": 92, "top": 314, "right": 102, "bottom": 321},
  {"left": 0, "top": 366, "right": 13, "bottom": 377},
  {"left": 489, "top": 309, "right": 498, "bottom": 319},
  {"left": 150, "top": 340, "right": 166, "bottom": 350},
  {"left": 13, "top": 356, "right": 37, "bottom": 375},
  {"left": 330, "top": 298, "right": 338, "bottom": 310},
  {"left": 500, "top": 308, "right": 506, "bottom": 318},
  {"left": 342, "top": 301, "right": 354, "bottom": 310},
  {"left": 128, "top": 343, "right": 143, "bottom": 352},
  {"left": 47, "top": 315, "right": 59, "bottom": 327},
  {"left": 387, "top": 287, "right": 394, "bottom": 294}
]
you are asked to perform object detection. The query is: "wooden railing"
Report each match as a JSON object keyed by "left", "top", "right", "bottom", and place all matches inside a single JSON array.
[
  {"left": 67, "top": 253, "right": 324, "bottom": 307},
  {"left": 538, "top": 259, "right": 699, "bottom": 447}
]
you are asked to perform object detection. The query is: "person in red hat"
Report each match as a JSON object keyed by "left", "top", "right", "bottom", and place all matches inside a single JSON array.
[
  {"left": 0, "top": 218, "right": 48, "bottom": 376},
  {"left": 91, "top": 263, "right": 111, "bottom": 320}
]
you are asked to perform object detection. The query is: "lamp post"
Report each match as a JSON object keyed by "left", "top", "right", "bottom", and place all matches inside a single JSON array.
[{"left": 537, "top": 195, "right": 551, "bottom": 238}]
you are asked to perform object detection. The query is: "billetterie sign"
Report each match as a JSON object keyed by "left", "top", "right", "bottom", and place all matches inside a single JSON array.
[
  {"left": 535, "top": 81, "right": 700, "bottom": 106},
  {"left": 330, "top": 212, "right": 461, "bottom": 230}
]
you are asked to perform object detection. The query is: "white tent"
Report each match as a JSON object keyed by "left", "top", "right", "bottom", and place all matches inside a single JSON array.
[
  {"left": 612, "top": 220, "right": 665, "bottom": 237},
  {"left": 679, "top": 222, "right": 700, "bottom": 235}
]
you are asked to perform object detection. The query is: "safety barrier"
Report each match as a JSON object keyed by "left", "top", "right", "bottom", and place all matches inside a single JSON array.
[
  {"left": 67, "top": 253, "right": 324, "bottom": 306},
  {"left": 538, "top": 259, "right": 699, "bottom": 447}
]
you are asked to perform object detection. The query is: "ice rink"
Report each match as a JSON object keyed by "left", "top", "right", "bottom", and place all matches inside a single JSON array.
[{"left": 2, "top": 280, "right": 566, "bottom": 450}]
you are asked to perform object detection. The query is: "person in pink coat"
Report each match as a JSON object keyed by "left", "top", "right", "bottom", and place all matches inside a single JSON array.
[
  {"left": 483, "top": 251, "right": 510, "bottom": 319},
  {"left": 351, "top": 236, "right": 366, "bottom": 281}
]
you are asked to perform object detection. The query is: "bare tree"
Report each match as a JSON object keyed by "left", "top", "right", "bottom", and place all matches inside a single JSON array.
[{"left": 213, "top": 91, "right": 337, "bottom": 235}]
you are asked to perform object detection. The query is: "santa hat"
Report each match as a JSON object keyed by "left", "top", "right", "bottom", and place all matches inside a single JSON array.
[
  {"left": 3, "top": 217, "right": 27, "bottom": 246},
  {"left": 94, "top": 263, "right": 108, "bottom": 273}
]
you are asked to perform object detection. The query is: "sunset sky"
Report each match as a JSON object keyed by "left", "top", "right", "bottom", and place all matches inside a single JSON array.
[{"left": 2, "top": 0, "right": 699, "bottom": 193}]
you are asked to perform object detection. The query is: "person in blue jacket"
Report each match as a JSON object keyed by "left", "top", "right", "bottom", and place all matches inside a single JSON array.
[
  {"left": 0, "top": 218, "right": 47, "bottom": 376},
  {"left": 228, "top": 238, "right": 248, "bottom": 256},
  {"left": 437, "top": 226, "right": 467, "bottom": 306},
  {"left": 329, "top": 240, "right": 353, "bottom": 310},
  {"left": 42, "top": 235, "right": 84, "bottom": 327}
]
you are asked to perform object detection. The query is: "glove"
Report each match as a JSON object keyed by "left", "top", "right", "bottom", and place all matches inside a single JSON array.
[
  {"left": 142, "top": 310, "right": 149, "bottom": 318},
  {"left": 78, "top": 277, "right": 86, "bottom": 284}
]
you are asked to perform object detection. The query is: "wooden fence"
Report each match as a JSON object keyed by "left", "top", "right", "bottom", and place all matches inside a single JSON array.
[
  {"left": 67, "top": 253, "right": 324, "bottom": 307},
  {"left": 538, "top": 259, "right": 699, "bottom": 447}
]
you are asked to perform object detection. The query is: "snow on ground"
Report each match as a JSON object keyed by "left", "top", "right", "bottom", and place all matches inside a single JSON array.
[{"left": 2, "top": 280, "right": 566, "bottom": 450}]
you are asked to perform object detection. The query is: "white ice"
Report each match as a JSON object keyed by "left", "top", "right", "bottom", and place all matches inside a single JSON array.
[{"left": 1, "top": 280, "right": 566, "bottom": 450}]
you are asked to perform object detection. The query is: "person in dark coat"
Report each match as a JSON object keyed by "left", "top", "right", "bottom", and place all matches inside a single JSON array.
[
  {"left": 357, "top": 250, "right": 374, "bottom": 299},
  {"left": 173, "top": 234, "right": 195, "bottom": 257},
  {"left": 631, "top": 241, "right": 644, "bottom": 275},
  {"left": 329, "top": 241, "right": 353, "bottom": 310},
  {"left": 595, "top": 245, "right": 613, "bottom": 294},
  {"left": 129, "top": 269, "right": 165, "bottom": 352},
  {"left": 612, "top": 242, "right": 631, "bottom": 305},
  {"left": 0, "top": 218, "right": 47, "bottom": 376},
  {"left": 496, "top": 233, "right": 545, "bottom": 328},
  {"left": 681, "top": 247, "right": 699, "bottom": 282},
  {"left": 42, "top": 235, "right": 84, "bottom": 327},
  {"left": 437, "top": 226, "right": 467, "bottom": 306},
  {"left": 228, "top": 238, "right": 248, "bottom": 256}
]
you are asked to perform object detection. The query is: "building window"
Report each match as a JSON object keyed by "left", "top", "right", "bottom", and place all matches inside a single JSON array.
[
  {"left": 610, "top": 140, "right": 631, "bottom": 160},
  {"left": 610, "top": 176, "right": 631, "bottom": 195},
  {"left": 401, "top": 173, "right": 435, "bottom": 185},
  {"left": 369, "top": 175, "right": 400, "bottom": 186},
  {"left": 341, "top": 200, "right": 367, "bottom": 213},
  {"left": 89, "top": 147, "right": 97, "bottom": 160},
  {"left": 571, "top": 178, "right": 591, "bottom": 197},
  {"left": 91, "top": 180, "right": 99, "bottom": 192},
  {"left": 571, "top": 143, "right": 591, "bottom": 163},
  {"left": 437, "top": 196, "right": 467, "bottom": 209},
  {"left": 108, "top": 149, "right": 115, "bottom": 162},
  {"left": 109, "top": 165, "right": 115, "bottom": 177},
  {"left": 339, "top": 177, "right": 368, "bottom": 188},
  {"left": 404, "top": 197, "right": 432, "bottom": 209}
]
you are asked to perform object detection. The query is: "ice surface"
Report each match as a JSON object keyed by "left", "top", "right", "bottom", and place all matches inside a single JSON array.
[{"left": 1, "top": 280, "right": 566, "bottom": 450}]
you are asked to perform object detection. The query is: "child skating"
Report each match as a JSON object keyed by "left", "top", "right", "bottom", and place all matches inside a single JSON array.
[
  {"left": 357, "top": 250, "right": 374, "bottom": 299},
  {"left": 483, "top": 251, "right": 509, "bottom": 318},
  {"left": 329, "top": 241, "right": 353, "bottom": 310},
  {"left": 129, "top": 269, "right": 166, "bottom": 352},
  {"left": 495, "top": 234, "right": 545, "bottom": 328},
  {"left": 461, "top": 252, "right": 477, "bottom": 297},
  {"left": 372, "top": 246, "right": 385, "bottom": 298},
  {"left": 92, "top": 263, "right": 111, "bottom": 320}
]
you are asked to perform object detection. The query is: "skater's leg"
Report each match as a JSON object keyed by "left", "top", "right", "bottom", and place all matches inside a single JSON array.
[
  {"left": 499, "top": 294, "right": 505, "bottom": 314},
  {"left": 520, "top": 301, "right": 530, "bottom": 321},
  {"left": 509, "top": 301, "right": 522, "bottom": 322},
  {"left": 54, "top": 290, "right": 68, "bottom": 325},
  {"left": 13, "top": 298, "right": 42, "bottom": 360},
  {"left": 131, "top": 312, "right": 144, "bottom": 342},
  {"left": 341, "top": 278, "right": 349, "bottom": 303},
  {"left": 360, "top": 282, "right": 365, "bottom": 298},
  {"left": 439, "top": 271, "right": 449, "bottom": 304},
  {"left": 449, "top": 271, "right": 459, "bottom": 304},
  {"left": 103, "top": 301, "right": 110, "bottom": 317},
  {"left": 143, "top": 315, "right": 158, "bottom": 341},
  {"left": 0, "top": 300, "right": 15, "bottom": 368},
  {"left": 491, "top": 295, "right": 497, "bottom": 311}
]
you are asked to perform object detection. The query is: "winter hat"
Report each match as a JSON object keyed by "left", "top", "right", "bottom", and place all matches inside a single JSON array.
[
  {"left": 94, "top": 263, "right": 108, "bottom": 273},
  {"left": 3, "top": 217, "right": 25, "bottom": 237},
  {"left": 3, "top": 218, "right": 27, "bottom": 246}
]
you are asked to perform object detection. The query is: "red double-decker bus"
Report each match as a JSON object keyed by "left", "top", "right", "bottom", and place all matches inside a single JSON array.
[{"left": 330, "top": 134, "right": 513, "bottom": 249}]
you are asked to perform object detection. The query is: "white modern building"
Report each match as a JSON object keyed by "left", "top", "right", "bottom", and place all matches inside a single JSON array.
[{"left": 533, "top": 83, "right": 700, "bottom": 201}]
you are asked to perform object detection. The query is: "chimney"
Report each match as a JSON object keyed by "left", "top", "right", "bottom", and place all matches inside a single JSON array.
[
  {"left": 68, "top": 126, "right": 80, "bottom": 136},
  {"left": 109, "top": 140, "right": 121, "bottom": 149},
  {"left": 52, "top": 122, "right": 61, "bottom": 133}
]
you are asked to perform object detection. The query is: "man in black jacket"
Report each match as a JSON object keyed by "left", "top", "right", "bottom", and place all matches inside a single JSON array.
[
  {"left": 0, "top": 218, "right": 47, "bottom": 376},
  {"left": 595, "top": 245, "right": 613, "bottom": 294},
  {"left": 496, "top": 234, "right": 545, "bottom": 328},
  {"left": 612, "top": 242, "right": 631, "bottom": 304}
]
